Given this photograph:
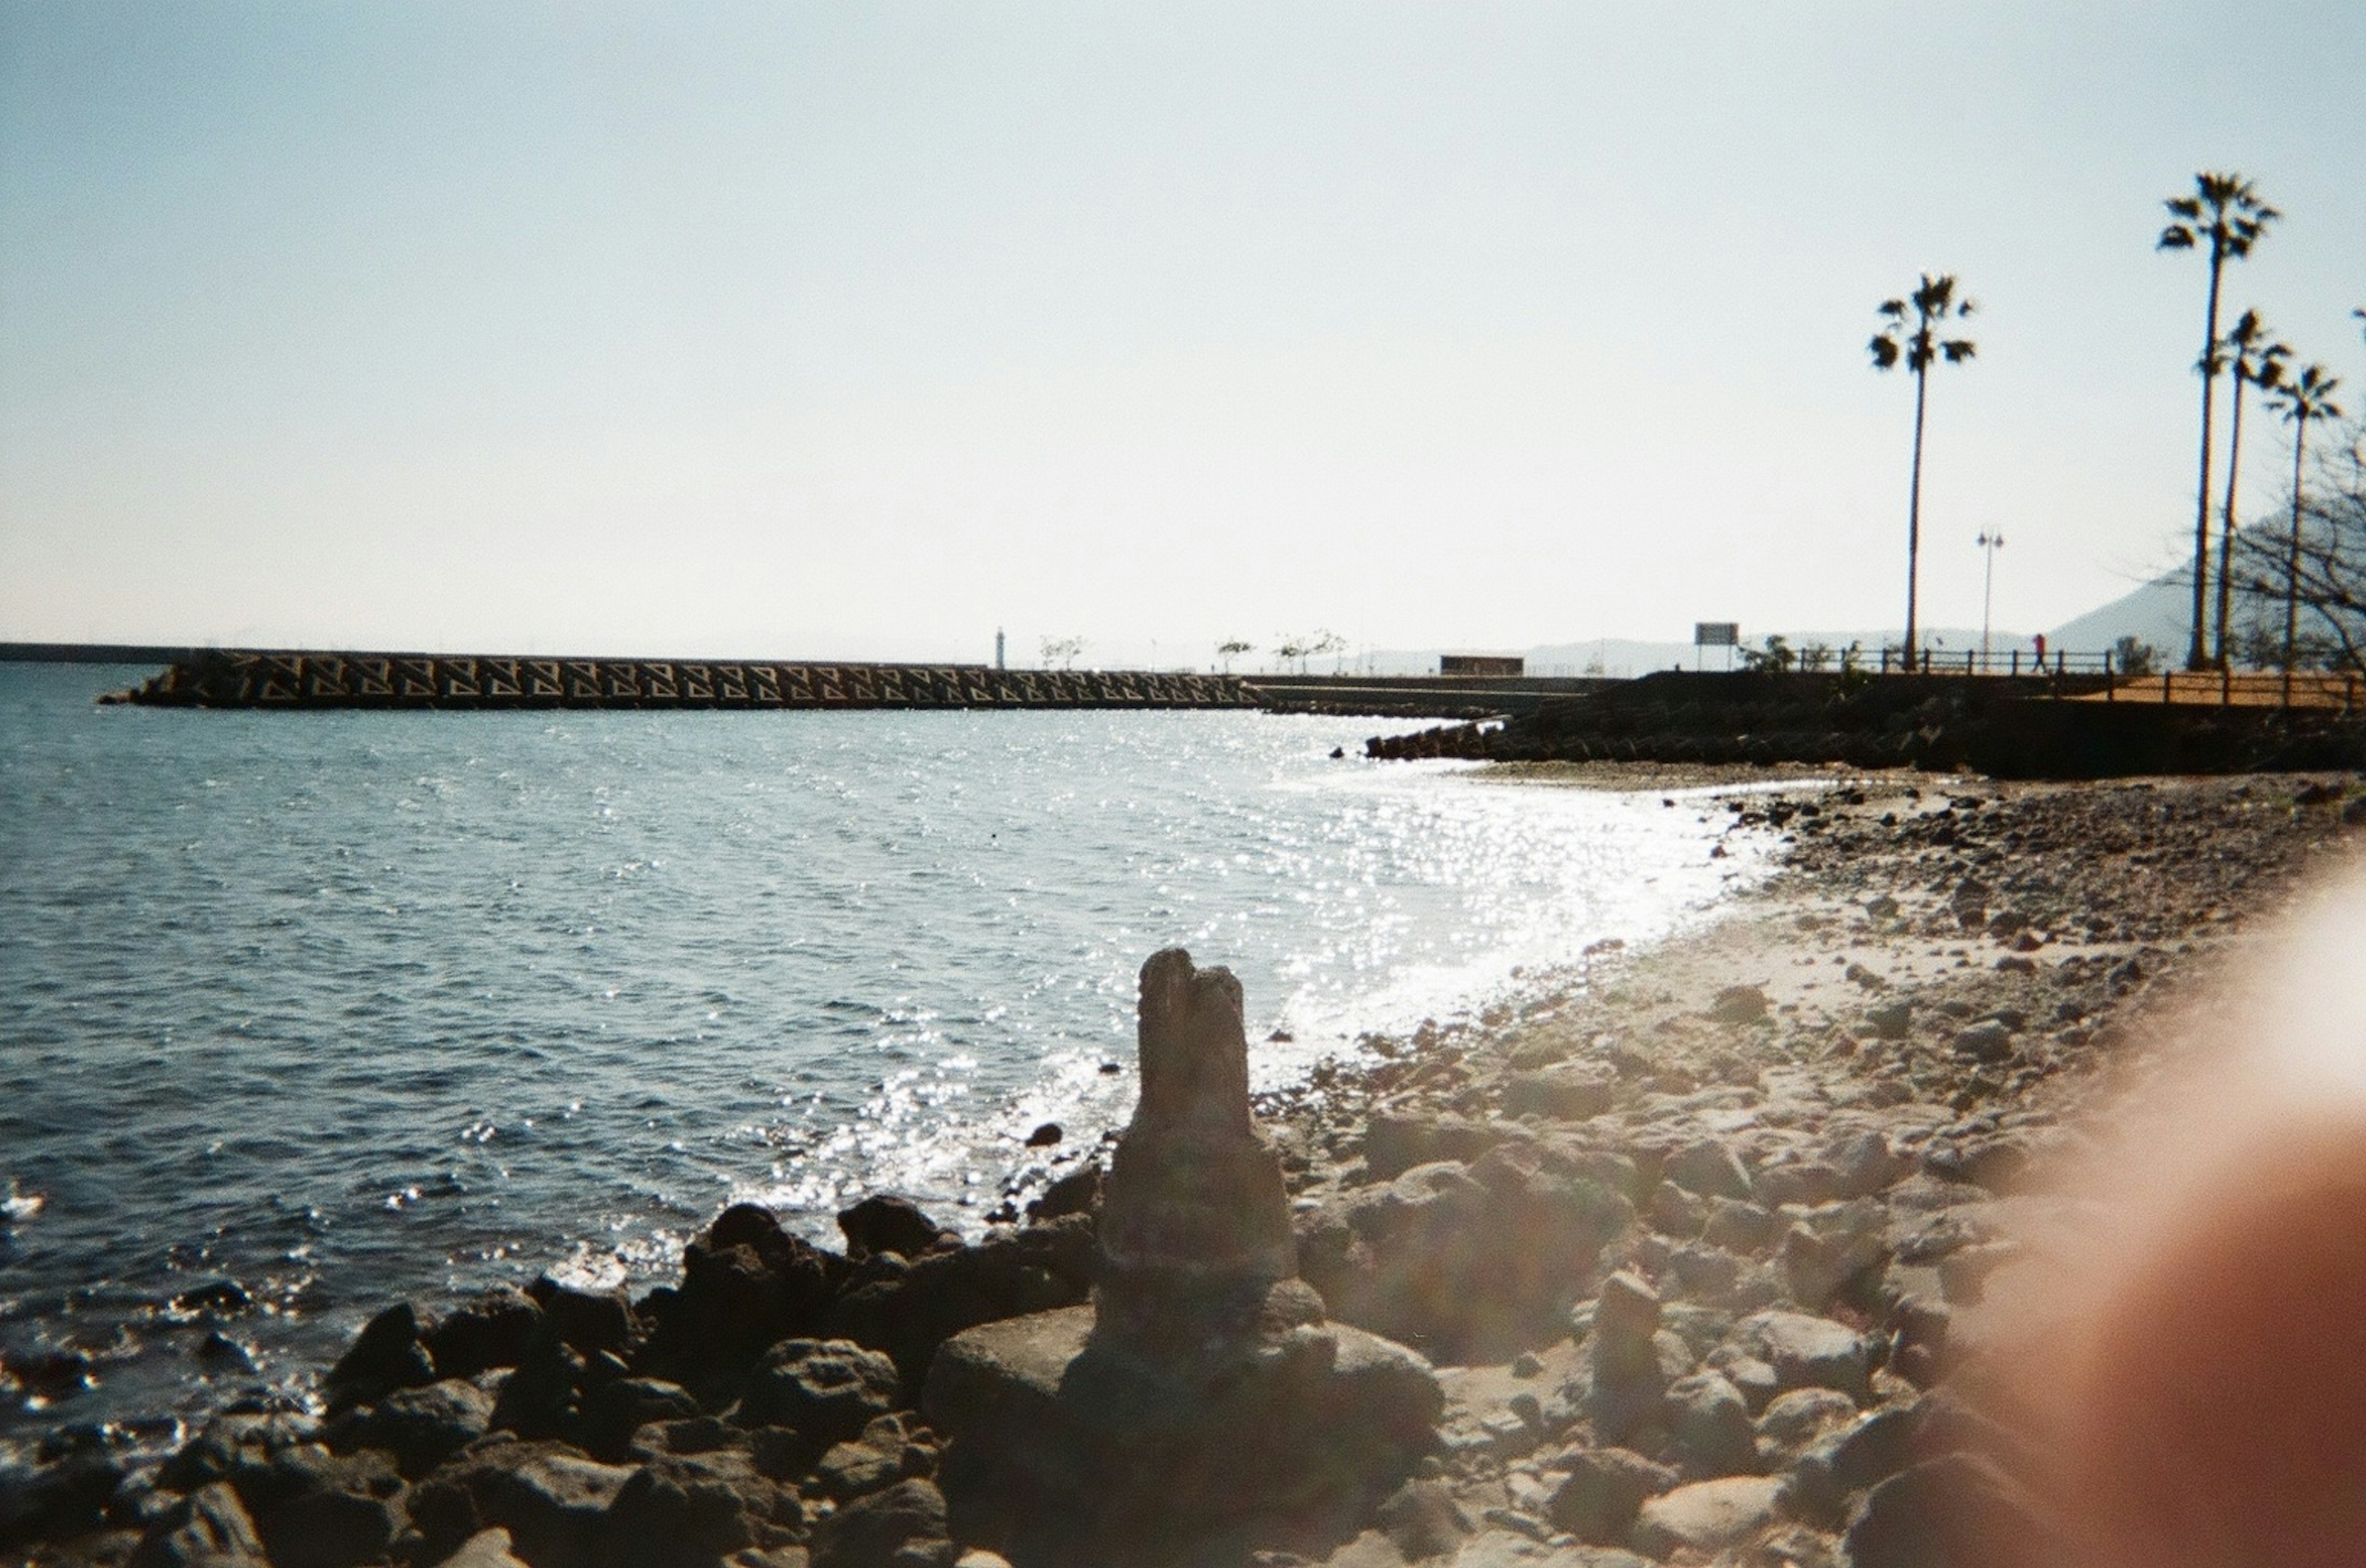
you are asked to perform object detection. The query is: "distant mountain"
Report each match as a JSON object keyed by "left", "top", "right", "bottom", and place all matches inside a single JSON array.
[{"left": 2043, "top": 564, "right": 2192, "bottom": 657}]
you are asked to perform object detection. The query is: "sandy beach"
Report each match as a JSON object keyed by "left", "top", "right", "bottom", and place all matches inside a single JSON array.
[{"left": 9, "top": 766, "right": 2364, "bottom": 1568}]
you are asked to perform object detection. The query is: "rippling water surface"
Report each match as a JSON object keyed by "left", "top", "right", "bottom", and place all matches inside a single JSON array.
[{"left": 0, "top": 662, "right": 1774, "bottom": 1442}]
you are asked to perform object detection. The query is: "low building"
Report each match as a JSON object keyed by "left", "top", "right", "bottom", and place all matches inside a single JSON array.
[{"left": 1440, "top": 654, "right": 1524, "bottom": 678}]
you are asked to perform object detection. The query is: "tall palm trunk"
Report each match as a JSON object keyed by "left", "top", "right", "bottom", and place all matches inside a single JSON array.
[
  {"left": 2283, "top": 416, "right": 2309, "bottom": 701},
  {"left": 2214, "top": 362, "right": 2248, "bottom": 668},
  {"left": 2189, "top": 250, "right": 2226, "bottom": 669},
  {"left": 1903, "top": 364, "right": 1929, "bottom": 673}
]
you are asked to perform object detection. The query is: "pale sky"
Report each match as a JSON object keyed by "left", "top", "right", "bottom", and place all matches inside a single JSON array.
[{"left": 4, "top": 2, "right": 2363, "bottom": 665}]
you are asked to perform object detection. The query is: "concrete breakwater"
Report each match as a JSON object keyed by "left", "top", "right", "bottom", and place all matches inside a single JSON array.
[
  {"left": 1365, "top": 669, "right": 2366, "bottom": 778},
  {"left": 104, "top": 651, "right": 1256, "bottom": 712}
]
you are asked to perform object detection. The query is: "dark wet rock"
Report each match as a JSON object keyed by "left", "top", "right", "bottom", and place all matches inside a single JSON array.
[
  {"left": 1664, "top": 1139, "right": 1753, "bottom": 1202},
  {"left": 405, "top": 1439, "right": 635, "bottom": 1567},
  {"left": 0, "top": 1447, "right": 123, "bottom": 1547},
  {"left": 579, "top": 1376, "right": 702, "bottom": 1462},
  {"left": 256, "top": 1475, "right": 405, "bottom": 1568},
  {"left": 130, "top": 1481, "right": 269, "bottom": 1567},
  {"left": 1630, "top": 1476, "right": 1781, "bottom": 1559},
  {"left": 604, "top": 1448, "right": 803, "bottom": 1567},
  {"left": 808, "top": 1477, "right": 956, "bottom": 1568},
  {"left": 487, "top": 1331, "right": 590, "bottom": 1444},
  {"left": 738, "top": 1340, "right": 902, "bottom": 1446},
  {"left": 422, "top": 1290, "right": 544, "bottom": 1380},
  {"left": 323, "top": 1301, "right": 437, "bottom": 1412},
  {"left": 6, "top": 1347, "right": 95, "bottom": 1403},
  {"left": 529, "top": 1281, "right": 636, "bottom": 1358},
  {"left": 838, "top": 1196, "right": 950, "bottom": 1262},
  {"left": 1544, "top": 1448, "right": 1675, "bottom": 1546},
  {"left": 823, "top": 1216, "right": 1096, "bottom": 1390},
  {"left": 1025, "top": 1163, "right": 1101, "bottom": 1224},
  {"left": 175, "top": 1279, "right": 255, "bottom": 1316},
  {"left": 158, "top": 1412, "right": 319, "bottom": 1495},
  {"left": 813, "top": 1413, "right": 934, "bottom": 1503},
  {"left": 196, "top": 1330, "right": 259, "bottom": 1373},
  {"left": 637, "top": 1208, "right": 844, "bottom": 1395},
  {"left": 1664, "top": 1372, "right": 1757, "bottom": 1479},
  {"left": 1025, "top": 1123, "right": 1063, "bottom": 1148},
  {"left": 328, "top": 1378, "right": 494, "bottom": 1478}
]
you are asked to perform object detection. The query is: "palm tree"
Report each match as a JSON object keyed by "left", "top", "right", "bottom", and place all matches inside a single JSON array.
[
  {"left": 2264, "top": 363, "right": 2344, "bottom": 697},
  {"left": 1869, "top": 274, "right": 1977, "bottom": 673},
  {"left": 2158, "top": 172, "right": 2279, "bottom": 669},
  {"left": 2213, "top": 309, "right": 2291, "bottom": 666}
]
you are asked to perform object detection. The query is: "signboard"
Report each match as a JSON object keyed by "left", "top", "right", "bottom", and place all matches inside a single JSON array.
[{"left": 1693, "top": 622, "right": 1739, "bottom": 648}]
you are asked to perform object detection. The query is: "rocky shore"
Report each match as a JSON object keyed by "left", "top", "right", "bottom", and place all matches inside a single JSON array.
[{"left": 7, "top": 768, "right": 2362, "bottom": 1568}]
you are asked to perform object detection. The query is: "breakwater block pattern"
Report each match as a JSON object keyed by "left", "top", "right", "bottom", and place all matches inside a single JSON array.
[{"left": 104, "top": 652, "right": 1257, "bottom": 712}]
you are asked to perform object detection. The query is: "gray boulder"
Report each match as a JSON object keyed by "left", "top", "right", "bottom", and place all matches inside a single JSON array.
[
  {"left": 131, "top": 1481, "right": 269, "bottom": 1568},
  {"left": 739, "top": 1340, "right": 902, "bottom": 1445},
  {"left": 1629, "top": 1476, "right": 1780, "bottom": 1559}
]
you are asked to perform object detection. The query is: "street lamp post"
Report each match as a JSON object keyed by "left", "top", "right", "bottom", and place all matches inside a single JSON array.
[{"left": 1976, "top": 531, "right": 2006, "bottom": 670}]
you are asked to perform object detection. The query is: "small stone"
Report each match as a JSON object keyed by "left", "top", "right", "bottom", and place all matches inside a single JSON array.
[
  {"left": 1706, "top": 985, "right": 1769, "bottom": 1025},
  {"left": 1664, "top": 1140, "right": 1754, "bottom": 1202},
  {"left": 1701, "top": 1198, "right": 1778, "bottom": 1254},
  {"left": 1590, "top": 1273, "right": 1662, "bottom": 1371},
  {"left": 1630, "top": 1476, "right": 1781, "bottom": 1558},
  {"left": 1863, "top": 1000, "right": 1913, "bottom": 1041},
  {"left": 1949, "top": 1022, "right": 2015, "bottom": 1063},
  {"left": 1738, "top": 1312, "right": 1871, "bottom": 1402},
  {"left": 1376, "top": 1477, "right": 1473, "bottom": 1560},
  {"left": 1664, "top": 1372, "right": 1756, "bottom": 1479},
  {"left": 1754, "top": 1387, "right": 1858, "bottom": 1466},
  {"left": 1545, "top": 1447, "right": 1677, "bottom": 1545}
]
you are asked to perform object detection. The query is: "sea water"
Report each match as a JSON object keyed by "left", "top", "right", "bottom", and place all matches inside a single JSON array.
[{"left": 0, "top": 662, "right": 1777, "bottom": 1442}]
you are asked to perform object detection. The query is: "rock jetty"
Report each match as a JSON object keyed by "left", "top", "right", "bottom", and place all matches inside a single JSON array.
[{"left": 104, "top": 652, "right": 1254, "bottom": 712}]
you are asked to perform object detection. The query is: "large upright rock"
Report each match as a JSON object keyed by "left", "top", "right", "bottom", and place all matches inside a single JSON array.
[
  {"left": 925, "top": 949, "right": 1441, "bottom": 1566},
  {"left": 1092, "top": 948, "right": 1312, "bottom": 1357}
]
